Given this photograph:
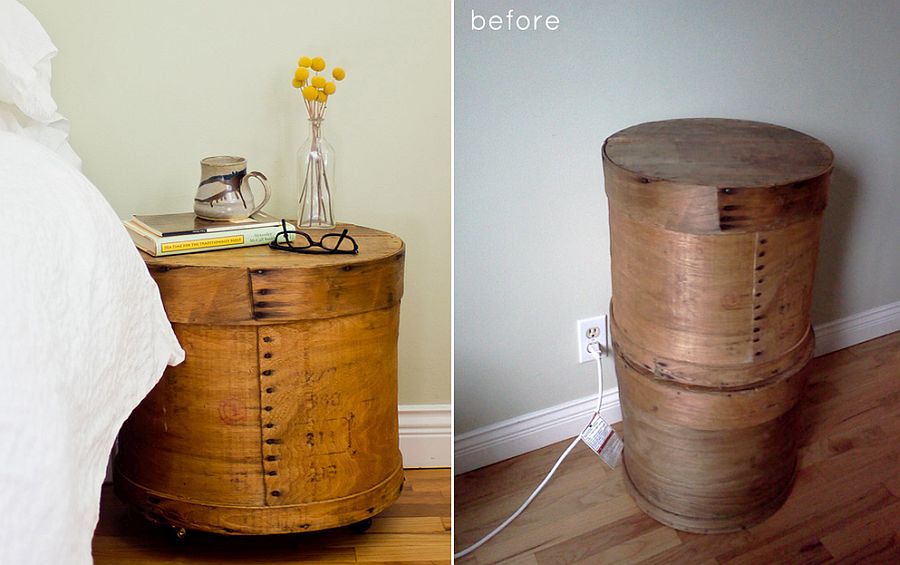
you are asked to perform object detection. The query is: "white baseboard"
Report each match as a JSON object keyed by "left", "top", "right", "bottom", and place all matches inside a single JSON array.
[
  {"left": 454, "top": 300, "right": 900, "bottom": 475},
  {"left": 813, "top": 300, "right": 900, "bottom": 357},
  {"left": 399, "top": 404, "right": 452, "bottom": 468},
  {"left": 454, "top": 388, "right": 621, "bottom": 475}
]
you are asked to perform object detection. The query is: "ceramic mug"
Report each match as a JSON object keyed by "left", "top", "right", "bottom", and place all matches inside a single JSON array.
[{"left": 194, "top": 156, "right": 271, "bottom": 221}]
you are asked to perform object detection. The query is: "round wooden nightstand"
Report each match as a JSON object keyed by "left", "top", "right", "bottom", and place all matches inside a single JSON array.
[
  {"left": 114, "top": 224, "right": 405, "bottom": 535},
  {"left": 604, "top": 119, "right": 832, "bottom": 533}
]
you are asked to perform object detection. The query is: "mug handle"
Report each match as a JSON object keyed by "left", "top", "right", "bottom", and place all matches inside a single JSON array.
[{"left": 242, "top": 171, "right": 271, "bottom": 217}]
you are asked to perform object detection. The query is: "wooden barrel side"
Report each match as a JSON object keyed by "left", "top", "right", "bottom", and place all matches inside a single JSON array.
[
  {"left": 146, "top": 252, "right": 404, "bottom": 325},
  {"left": 614, "top": 339, "right": 811, "bottom": 430},
  {"left": 602, "top": 153, "right": 830, "bottom": 235},
  {"left": 604, "top": 118, "right": 832, "bottom": 533},
  {"left": 142, "top": 224, "right": 405, "bottom": 325},
  {"left": 115, "top": 306, "right": 403, "bottom": 533},
  {"left": 113, "top": 461, "right": 404, "bottom": 535},
  {"left": 608, "top": 208, "right": 822, "bottom": 382},
  {"left": 610, "top": 306, "right": 815, "bottom": 389},
  {"left": 117, "top": 324, "right": 266, "bottom": 506},
  {"left": 617, "top": 354, "right": 807, "bottom": 531},
  {"left": 257, "top": 306, "right": 402, "bottom": 506}
]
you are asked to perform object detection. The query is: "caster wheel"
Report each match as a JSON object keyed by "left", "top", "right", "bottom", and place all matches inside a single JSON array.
[
  {"left": 167, "top": 526, "right": 189, "bottom": 545},
  {"left": 350, "top": 517, "right": 373, "bottom": 533}
]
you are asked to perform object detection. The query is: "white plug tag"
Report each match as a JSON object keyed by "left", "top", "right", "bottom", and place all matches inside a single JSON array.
[{"left": 580, "top": 411, "right": 623, "bottom": 469}]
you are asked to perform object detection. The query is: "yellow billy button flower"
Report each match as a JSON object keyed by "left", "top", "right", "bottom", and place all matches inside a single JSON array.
[
  {"left": 311, "top": 75, "right": 326, "bottom": 88},
  {"left": 298, "top": 56, "right": 312, "bottom": 68},
  {"left": 311, "top": 56, "right": 326, "bottom": 72},
  {"left": 294, "top": 67, "right": 309, "bottom": 81},
  {"left": 323, "top": 81, "right": 336, "bottom": 95},
  {"left": 291, "top": 77, "right": 304, "bottom": 88},
  {"left": 317, "top": 91, "right": 327, "bottom": 103},
  {"left": 332, "top": 67, "right": 345, "bottom": 81},
  {"left": 302, "top": 85, "right": 318, "bottom": 101}
]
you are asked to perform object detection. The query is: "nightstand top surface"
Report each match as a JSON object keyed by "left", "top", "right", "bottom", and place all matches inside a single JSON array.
[{"left": 604, "top": 118, "right": 833, "bottom": 188}]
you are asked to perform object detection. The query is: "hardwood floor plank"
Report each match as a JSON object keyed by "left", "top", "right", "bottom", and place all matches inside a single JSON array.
[
  {"left": 638, "top": 529, "right": 754, "bottom": 565},
  {"left": 366, "top": 517, "right": 447, "bottom": 534},
  {"left": 455, "top": 333, "right": 900, "bottom": 564},
  {"left": 819, "top": 500, "right": 900, "bottom": 562},
  {"left": 457, "top": 472, "right": 642, "bottom": 563},
  {"left": 352, "top": 533, "right": 452, "bottom": 562},
  {"left": 531, "top": 512, "right": 664, "bottom": 564},
  {"left": 569, "top": 527, "right": 680, "bottom": 565}
]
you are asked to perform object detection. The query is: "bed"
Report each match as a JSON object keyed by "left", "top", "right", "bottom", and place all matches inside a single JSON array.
[{"left": 0, "top": 2, "right": 184, "bottom": 564}]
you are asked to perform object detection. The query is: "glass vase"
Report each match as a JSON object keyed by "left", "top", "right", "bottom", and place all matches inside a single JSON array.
[{"left": 297, "top": 117, "right": 336, "bottom": 229}]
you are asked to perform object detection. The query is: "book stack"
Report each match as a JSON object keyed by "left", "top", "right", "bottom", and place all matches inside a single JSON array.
[{"left": 124, "top": 212, "right": 294, "bottom": 256}]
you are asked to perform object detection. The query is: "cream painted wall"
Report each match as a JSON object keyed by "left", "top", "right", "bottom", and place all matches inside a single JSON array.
[
  {"left": 24, "top": 0, "right": 451, "bottom": 405},
  {"left": 455, "top": 0, "right": 900, "bottom": 433}
]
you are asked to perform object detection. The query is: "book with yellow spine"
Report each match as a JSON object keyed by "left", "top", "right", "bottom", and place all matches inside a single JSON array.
[{"left": 124, "top": 218, "right": 293, "bottom": 257}]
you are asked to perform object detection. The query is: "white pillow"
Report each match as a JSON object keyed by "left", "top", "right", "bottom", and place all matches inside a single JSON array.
[
  {"left": 0, "top": 0, "right": 57, "bottom": 122},
  {"left": 0, "top": 0, "right": 81, "bottom": 169}
]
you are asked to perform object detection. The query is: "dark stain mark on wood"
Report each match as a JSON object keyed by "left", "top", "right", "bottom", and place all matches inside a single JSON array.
[{"left": 799, "top": 541, "right": 824, "bottom": 553}]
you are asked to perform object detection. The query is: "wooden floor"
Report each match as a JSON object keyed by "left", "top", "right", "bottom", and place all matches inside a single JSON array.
[
  {"left": 93, "top": 468, "right": 451, "bottom": 564},
  {"left": 455, "top": 332, "right": 900, "bottom": 564}
]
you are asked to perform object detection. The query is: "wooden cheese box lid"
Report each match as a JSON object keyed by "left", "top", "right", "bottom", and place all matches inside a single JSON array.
[
  {"left": 141, "top": 223, "right": 404, "bottom": 325},
  {"left": 602, "top": 118, "right": 833, "bottom": 234}
]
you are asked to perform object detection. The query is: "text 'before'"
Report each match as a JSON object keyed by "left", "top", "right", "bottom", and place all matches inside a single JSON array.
[{"left": 470, "top": 9, "right": 560, "bottom": 31}]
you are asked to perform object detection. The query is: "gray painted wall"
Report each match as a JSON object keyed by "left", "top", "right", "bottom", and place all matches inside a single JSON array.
[{"left": 455, "top": 0, "right": 900, "bottom": 433}]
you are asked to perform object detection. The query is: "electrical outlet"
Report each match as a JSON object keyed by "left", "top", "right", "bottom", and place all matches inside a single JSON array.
[{"left": 577, "top": 315, "right": 608, "bottom": 363}]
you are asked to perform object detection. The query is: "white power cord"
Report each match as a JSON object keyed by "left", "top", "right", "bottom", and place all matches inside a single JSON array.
[{"left": 454, "top": 343, "right": 606, "bottom": 560}]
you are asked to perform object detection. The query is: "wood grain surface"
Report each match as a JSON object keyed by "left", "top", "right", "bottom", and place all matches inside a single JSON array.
[
  {"left": 143, "top": 224, "right": 404, "bottom": 324},
  {"left": 95, "top": 469, "right": 451, "bottom": 564},
  {"left": 115, "top": 224, "right": 407, "bottom": 535},
  {"left": 604, "top": 118, "right": 832, "bottom": 531},
  {"left": 603, "top": 118, "right": 833, "bottom": 188},
  {"left": 455, "top": 333, "right": 900, "bottom": 564}
]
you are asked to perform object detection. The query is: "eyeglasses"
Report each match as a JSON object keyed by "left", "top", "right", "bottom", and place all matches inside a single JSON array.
[{"left": 269, "top": 220, "right": 359, "bottom": 255}]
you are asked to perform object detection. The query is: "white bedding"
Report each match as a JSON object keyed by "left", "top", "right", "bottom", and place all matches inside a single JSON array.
[{"left": 0, "top": 132, "right": 184, "bottom": 565}]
